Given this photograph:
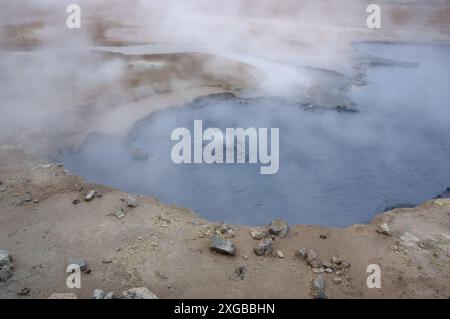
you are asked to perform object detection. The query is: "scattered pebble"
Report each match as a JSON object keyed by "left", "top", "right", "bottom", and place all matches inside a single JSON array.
[
  {"left": 121, "top": 287, "right": 158, "bottom": 299},
  {"left": 85, "top": 190, "right": 96, "bottom": 202},
  {"left": 115, "top": 207, "right": 126, "bottom": 219},
  {"left": 268, "top": 219, "right": 289, "bottom": 238},
  {"left": 276, "top": 250, "right": 284, "bottom": 258},
  {"left": 127, "top": 196, "right": 138, "bottom": 208},
  {"left": 250, "top": 227, "right": 268, "bottom": 240},
  {"left": 17, "top": 288, "right": 31, "bottom": 296},
  {"left": 376, "top": 223, "right": 392, "bottom": 236},
  {"left": 311, "top": 276, "right": 327, "bottom": 299},
  {"left": 93, "top": 289, "right": 106, "bottom": 299},
  {"left": 254, "top": 238, "right": 273, "bottom": 256},
  {"left": 68, "top": 259, "right": 87, "bottom": 272},
  {"left": 0, "top": 249, "right": 13, "bottom": 282}
]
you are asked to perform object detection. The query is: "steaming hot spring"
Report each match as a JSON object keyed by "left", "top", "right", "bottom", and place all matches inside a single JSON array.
[{"left": 46, "top": 42, "right": 450, "bottom": 227}]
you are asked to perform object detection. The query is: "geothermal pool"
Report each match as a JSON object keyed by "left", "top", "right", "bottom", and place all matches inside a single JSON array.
[{"left": 60, "top": 43, "right": 450, "bottom": 227}]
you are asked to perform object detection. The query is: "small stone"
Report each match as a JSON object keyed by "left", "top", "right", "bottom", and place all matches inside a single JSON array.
[
  {"left": 342, "top": 262, "right": 351, "bottom": 270},
  {"left": 295, "top": 248, "right": 308, "bottom": 259},
  {"left": 306, "top": 249, "right": 321, "bottom": 268},
  {"left": 230, "top": 265, "right": 247, "bottom": 281},
  {"left": 324, "top": 268, "right": 333, "bottom": 273},
  {"left": 121, "top": 287, "right": 158, "bottom": 299},
  {"left": 276, "top": 250, "right": 284, "bottom": 258},
  {"left": 114, "top": 207, "right": 125, "bottom": 219},
  {"left": 311, "top": 276, "right": 327, "bottom": 299},
  {"left": 72, "top": 199, "right": 81, "bottom": 205},
  {"left": 85, "top": 190, "right": 96, "bottom": 202},
  {"left": 104, "top": 292, "right": 115, "bottom": 299},
  {"left": 16, "top": 192, "right": 32, "bottom": 205},
  {"left": 376, "top": 223, "right": 392, "bottom": 236},
  {"left": 48, "top": 293, "right": 78, "bottom": 299},
  {"left": 319, "top": 234, "right": 328, "bottom": 239},
  {"left": 127, "top": 196, "right": 138, "bottom": 208},
  {"left": 331, "top": 256, "right": 342, "bottom": 265},
  {"left": 0, "top": 249, "right": 13, "bottom": 282},
  {"left": 102, "top": 259, "right": 113, "bottom": 264},
  {"left": 33, "top": 199, "right": 39, "bottom": 204},
  {"left": 268, "top": 219, "right": 289, "bottom": 238},
  {"left": 312, "top": 267, "right": 324, "bottom": 274},
  {"left": 250, "top": 227, "right": 268, "bottom": 240},
  {"left": 254, "top": 238, "right": 273, "bottom": 256},
  {"left": 93, "top": 289, "right": 106, "bottom": 299},
  {"left": 68, "top": 259, "right": 87, "bottom": 272},
  {"left": 333, "top": 277, "right": 343, "bottom": 284},
  {"left": 210, "top": 236, "right": 236, "bottom": 256},
  {"left": 242, "top": 255, "right": 248, "bottom": 260},
  {"left": 322, "top": 262, "right": 333, "bottom": 269},
  {"left": 17, "top": 288, "right": 31, "bottom": 296}
]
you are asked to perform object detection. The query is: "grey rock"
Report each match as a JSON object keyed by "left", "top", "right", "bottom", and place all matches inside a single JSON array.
[
  {"left": 295, "top": 248, "right": 308, "bottom": 259},
  {"left": 115, "top": 207, "right": 126, "bottom": 219},
  {"left": 217, "top": 223, "right": 235, "bottom": 239},
  {"left": 331, "top": 256, "right": 342, "bottom": 265},
  {"left": 254, "top": 239, "right": 273, "bottom": 256},
  {"left": 376, "top": 223, "right": 392, "bottom": 236},
  {"left": 210, "top": 236, "right": 236, "bottom": 256},
  {"left": 15, "top": 192, "right": 32, "bottom": 205},
  {"left": 230, "top": 265, "right": 247, "bottom": 281},
  {"left": 306, "top": 249, "right": 321, "bottom": 268},
  {"left": 121, "top": 287, "right": 158, "bottom": 299},
  {"left": 250, "top": 227, "right": 268, "bottom": 240},
  {"left": 68, "top": 259, "right": 87, "bottom": 272},
  {"left": 0, "top": 249, "right": 13, "bottom": 282},
  {"left": 312, "top": 276, "right": 327, "bottom": 299},
  {"left": 85, "top": 190, "right": 96, "bottom": 202},
  {"left": 93, "top": 289, "right": 106, "bottom": 299},
  {"left": 127, "top": 196, "right": 138, "bottom": 208},
  {"left": 104, "top": 292, "right": 115, "bottom": 299},
  {"left": 333, "top": 276, "right": 343, "bottom": 284},
  {"left": 268, "top": 219, "right": 289, "bottom": 238}
]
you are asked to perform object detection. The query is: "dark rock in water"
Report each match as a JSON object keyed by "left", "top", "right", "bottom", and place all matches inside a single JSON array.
[
  {"left": 0, "top": 249, "right": 13, "bottom": 282},
  {"left": 130, "top": 148, "right": 149, "bottom": 161},
  {"left": 384, "top": 203, "right": 415, "bottom": 212},
  {"left": 210, "top": 236, "right": 236, "bottom": 256},
  {"left": 254, "top": 239, "right": 273, "bottom": 256},
  {"left": 268, "top": 219, "right": 289, "bottom": 238},
  {"left": 311, "top": 276, "right": 327, "bottom": 299},
  {"left": 435, "top": 187, "right": 450, "bottom": 199}
]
